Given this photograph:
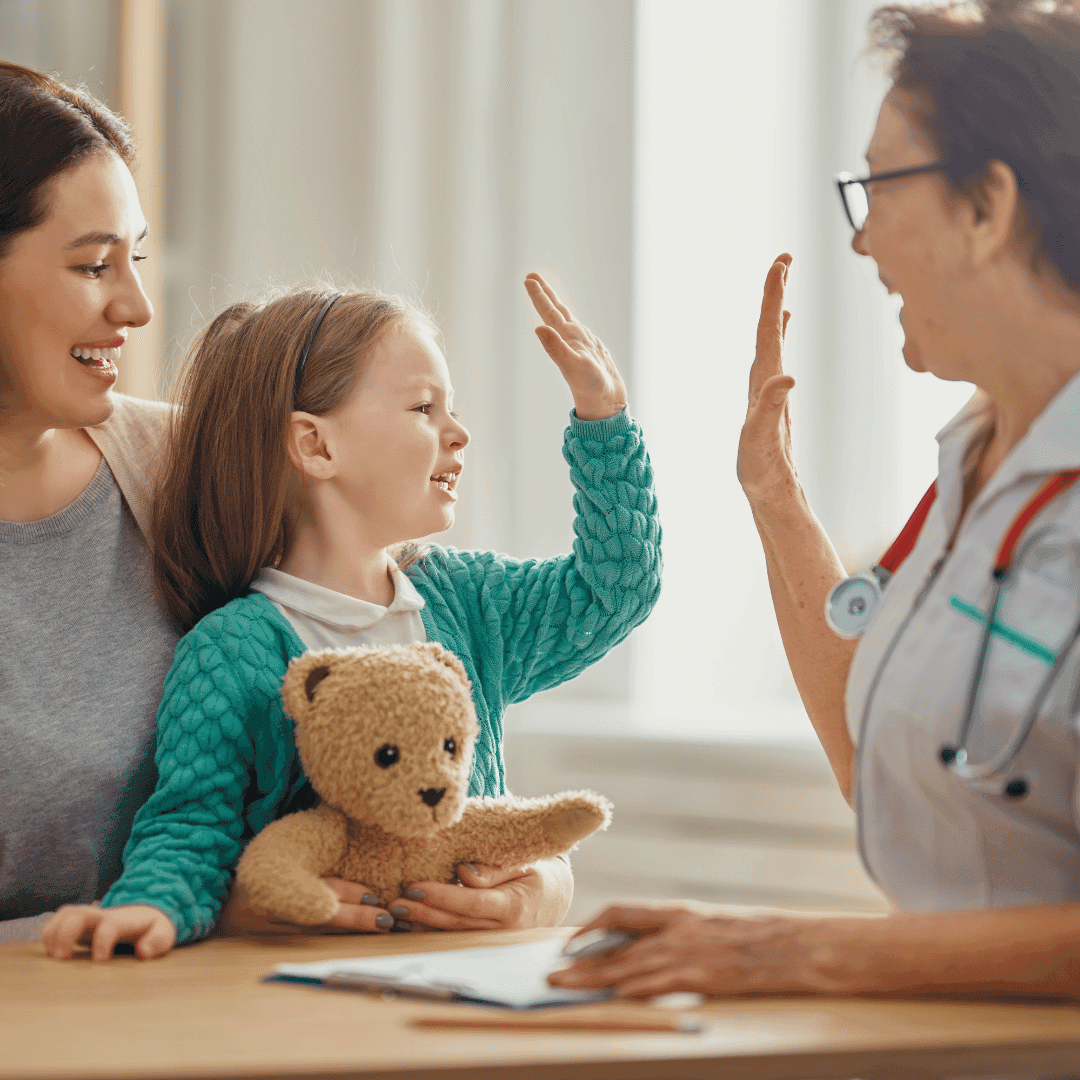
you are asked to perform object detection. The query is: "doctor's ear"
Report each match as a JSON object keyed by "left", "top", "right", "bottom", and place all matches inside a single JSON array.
[
  {"left": 966, "top": 160, "right": 1022, "bottom": 266},
  {"left": 287, "top": 411, "right": 336, "bottom": 480}
]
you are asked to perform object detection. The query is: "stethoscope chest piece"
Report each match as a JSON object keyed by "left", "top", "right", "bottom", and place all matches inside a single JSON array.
[{"left": 826, "top": 571, "right": 885, "bottom": 639}]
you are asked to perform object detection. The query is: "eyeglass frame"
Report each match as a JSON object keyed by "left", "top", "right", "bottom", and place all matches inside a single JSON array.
[{"left": 835, "top": 161, "right": 951, "bottom": 232}]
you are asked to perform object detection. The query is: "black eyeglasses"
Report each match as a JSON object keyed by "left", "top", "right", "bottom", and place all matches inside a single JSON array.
[{"left": 835, "top": 162, "right": 950, "bottom": 232}]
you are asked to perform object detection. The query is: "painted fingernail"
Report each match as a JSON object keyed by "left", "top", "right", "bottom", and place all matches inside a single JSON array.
[
  {"left": 461, "top": 863, "right": 478, "bottom": 876},
  {"left": 375, "top": 914, "right": 394, "bottom": 930},
  {"left": 361, "top": 894, "right": 380, "bottom": 906},
  {"left": 391, "top": 919, "right": 413, "bottom": 932},
  {"left": 404, "top": 888, "right": 425, "bottom": 901},
  {"left": 389, "top": 905, "right": 410, "bottom": 918}
]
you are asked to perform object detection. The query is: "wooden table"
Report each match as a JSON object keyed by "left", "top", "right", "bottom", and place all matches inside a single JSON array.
[{"left": 5, "top": 927, "right": 1080, "bottom": 1079}]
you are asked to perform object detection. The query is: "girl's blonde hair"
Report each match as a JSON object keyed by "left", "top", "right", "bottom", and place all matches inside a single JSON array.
[{"left": 152, "top": 286, "right": 432, "bottom": 633}]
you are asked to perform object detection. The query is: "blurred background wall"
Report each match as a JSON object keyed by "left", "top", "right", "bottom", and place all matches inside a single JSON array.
[{"left": 1, "top": 0, "right": 976, "bottom": 918}]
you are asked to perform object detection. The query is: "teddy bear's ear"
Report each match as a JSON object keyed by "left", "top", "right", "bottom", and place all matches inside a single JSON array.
[
  {"left": 281, "top": 650, "right": 346, "bottom": 723},
  {"left": 416, "top": 642, "right": 471, "bottom": 689}
]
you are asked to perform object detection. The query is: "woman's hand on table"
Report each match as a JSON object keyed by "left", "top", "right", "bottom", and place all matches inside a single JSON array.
[
  {"left": 215, "top": 877, "right": 403, "bottom": 936},
  {"left": 525, "top": 272, "right": 627, "bottom": 422},
  {"left": 42, "top": 903, "right": 177, "bottom": 962},
  {"left": 548, "top": 903, "right": 865, "bottom": 999},
  {"left": 737, "top": 253, "right": 799, "bottom": 511},
  {"left": 387, "top": 856, "right": 575, "bottom": 932}
]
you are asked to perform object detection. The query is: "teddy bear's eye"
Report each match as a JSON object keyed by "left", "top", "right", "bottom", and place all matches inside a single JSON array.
[
  {"left": 374, "top": 744, "right": 400, "bottom": 769},
  {"left": 444, "top": 738, "right": 456, "bottom": 759}
]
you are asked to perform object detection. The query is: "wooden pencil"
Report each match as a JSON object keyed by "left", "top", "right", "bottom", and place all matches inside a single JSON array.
[{"left": 410, "top": 1011, "right": 704, "bottom": 1033}]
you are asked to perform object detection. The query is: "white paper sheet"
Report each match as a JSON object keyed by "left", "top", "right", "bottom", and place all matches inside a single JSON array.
[{"left": 273, "top": 938, "right": 611, "bottom": 1009}]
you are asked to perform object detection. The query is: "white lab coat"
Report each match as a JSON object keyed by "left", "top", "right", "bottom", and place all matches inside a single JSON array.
[{"left": 847, "top": 374, "right": 1080, "bottom": 910}]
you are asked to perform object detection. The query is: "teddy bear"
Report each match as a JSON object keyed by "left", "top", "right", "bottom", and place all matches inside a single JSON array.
[{"left": 235, "top": 641, "right": 612, "bottom": 925}]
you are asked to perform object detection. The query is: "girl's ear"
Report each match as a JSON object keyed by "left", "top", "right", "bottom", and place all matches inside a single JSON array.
[{"left": 286, "top": 411, "right": 336, "bottom": 480}]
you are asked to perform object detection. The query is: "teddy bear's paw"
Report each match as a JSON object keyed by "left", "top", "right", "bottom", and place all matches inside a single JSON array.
[
  {"left": 541, "top": 798, "right": 611, "bottom": 848},
  {"left": 249, "top": 885, "right": 340, "bottom": 927}
]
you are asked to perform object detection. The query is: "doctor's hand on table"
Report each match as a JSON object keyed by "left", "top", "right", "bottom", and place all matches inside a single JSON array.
[
  {"left": 548, "top": 905, "right": 874, "bottom": 999},
  {"left": 549, "top": 902, "right": 1080, "bottom": 1001}
]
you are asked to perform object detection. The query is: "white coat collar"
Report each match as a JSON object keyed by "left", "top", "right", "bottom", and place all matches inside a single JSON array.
[{"left": 936, "top": 372, "right": 1080, "bottom": 528}]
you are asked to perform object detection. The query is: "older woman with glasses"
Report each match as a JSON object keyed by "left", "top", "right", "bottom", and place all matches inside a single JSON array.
[{"left": 552, "top": 0, "right": 1080, "bottom": 1001}]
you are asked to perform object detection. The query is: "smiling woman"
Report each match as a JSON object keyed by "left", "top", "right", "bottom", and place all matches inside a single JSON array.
[{"left": 0, "top": 63, "right": 178, "bottom": 941}]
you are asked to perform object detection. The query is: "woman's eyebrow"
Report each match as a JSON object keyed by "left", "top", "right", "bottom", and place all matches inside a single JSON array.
[{"left": 65, "top": 224, "right": 150, "bottom": 250}]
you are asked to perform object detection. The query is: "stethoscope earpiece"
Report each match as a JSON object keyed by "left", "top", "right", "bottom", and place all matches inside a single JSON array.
[{"left": 939, "top": 745, "right": 958, "bottom": 765}]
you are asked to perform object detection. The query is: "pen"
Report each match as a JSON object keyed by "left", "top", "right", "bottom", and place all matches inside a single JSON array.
[
  {"left": 561, "top": 929, "right": 636, "bottom": 960},
  {"left": 322, "top": 972, "right": 460, "bottom": 1001}
]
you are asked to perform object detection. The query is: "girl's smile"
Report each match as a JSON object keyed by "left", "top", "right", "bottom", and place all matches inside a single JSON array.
[{"left": 288, "top": 319, "right": 471, "bottom": 570}]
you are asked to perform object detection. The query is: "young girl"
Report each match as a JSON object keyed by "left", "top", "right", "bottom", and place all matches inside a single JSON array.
[{"left": 43, "top": 274, "right": 661, "bottom": 960}]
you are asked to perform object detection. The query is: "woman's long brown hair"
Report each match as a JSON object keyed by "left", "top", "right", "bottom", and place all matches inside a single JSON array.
[{"left": 152, "top": 286, "right": 428, "bottom": 633}]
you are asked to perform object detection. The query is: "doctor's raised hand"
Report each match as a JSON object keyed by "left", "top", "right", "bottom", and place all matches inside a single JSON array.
[
  {"left": 736, "top": 254, "right": 858, "bottom": 798},
  {"left": 736, "top": 253, "right": 796, "bottom": 507}
]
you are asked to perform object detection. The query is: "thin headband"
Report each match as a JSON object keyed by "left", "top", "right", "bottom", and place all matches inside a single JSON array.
[{"left": 294, "top": 293, "right": 342, "bottom": 398}]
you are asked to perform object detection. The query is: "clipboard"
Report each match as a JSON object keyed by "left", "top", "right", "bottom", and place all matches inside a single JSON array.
[{"left": 267, "top": 938, "right": 612, "bottom": 1009}]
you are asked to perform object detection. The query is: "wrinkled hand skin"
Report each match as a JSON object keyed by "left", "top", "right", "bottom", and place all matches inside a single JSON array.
[{"left": 549, "top": 906, "right": 859, "bottom": 1000}]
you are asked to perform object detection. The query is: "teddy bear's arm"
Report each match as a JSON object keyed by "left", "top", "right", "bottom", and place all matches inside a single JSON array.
[
  {"left": 447, "top": 791, "right": 612, "bottom": 869},
  {"left": 234, "top": 805, "right": 350, "bottom": 925}
]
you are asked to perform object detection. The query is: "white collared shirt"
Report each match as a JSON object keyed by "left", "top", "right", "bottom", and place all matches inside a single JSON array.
[
  {"left": 847, "top": 373, "right": 1080, "bottom": 912},
  {"left": 249, "top": 566, "right": 427, "bottom": 651}
]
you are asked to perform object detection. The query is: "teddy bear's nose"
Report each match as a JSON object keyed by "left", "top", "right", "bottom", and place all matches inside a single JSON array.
[{"left": 419, "top": 787, "right": 446, "bottom": 807}]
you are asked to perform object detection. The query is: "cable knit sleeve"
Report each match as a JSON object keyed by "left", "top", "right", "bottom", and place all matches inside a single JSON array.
[
  {"left": 99, "top": 603, "right": 301, "bottom": 944},
  {"left": 417, "top": 410, "right": 661, "bottom": 711}
]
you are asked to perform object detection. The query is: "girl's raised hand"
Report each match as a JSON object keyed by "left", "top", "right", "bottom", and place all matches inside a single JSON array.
[
  {"left": 42, "top": 903, "right": 176, "bottom": 962},
  {"left": 737, "top": 254, "right": 798, "bottom": 509},
  {"left": 526, "top": 273, "right": 627, "bottom": 421}
]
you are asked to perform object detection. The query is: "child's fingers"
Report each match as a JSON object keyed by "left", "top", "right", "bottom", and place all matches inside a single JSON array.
[
  {"left": 90, "top": 917, "right": 125, "bottom": 962},
  {"left": 525, "top": 274, "right": 572, "bottom": 329},
  {"left": 535, "top": 325, "right": 581, "bottom": 375},
  {"left": 42, "top": 906, "right": 98, "bottom": 960},
  {"left": 136, "top": 917, "right": 178, "bottom": 959},
  {"left": 87, "top": 908, "right": 175, "bottom": 962}
]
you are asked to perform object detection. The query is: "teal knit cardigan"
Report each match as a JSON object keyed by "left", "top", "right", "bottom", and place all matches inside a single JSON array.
[{"left": 102, "top": 411, "right": 660, "bottom": 942}]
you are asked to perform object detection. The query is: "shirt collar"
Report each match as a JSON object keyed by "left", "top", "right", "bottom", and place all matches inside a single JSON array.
[
  {"left": 937, "top": 372, "right": 1080, "bottom": 518},
  {"left": 250, "top": 565, "right": 425, "bottom": 631}
]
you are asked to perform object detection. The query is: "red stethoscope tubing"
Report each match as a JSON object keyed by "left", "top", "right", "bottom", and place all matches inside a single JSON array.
[{"left": 875, "top": 470, "right": 1080, "bottom": 580}]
